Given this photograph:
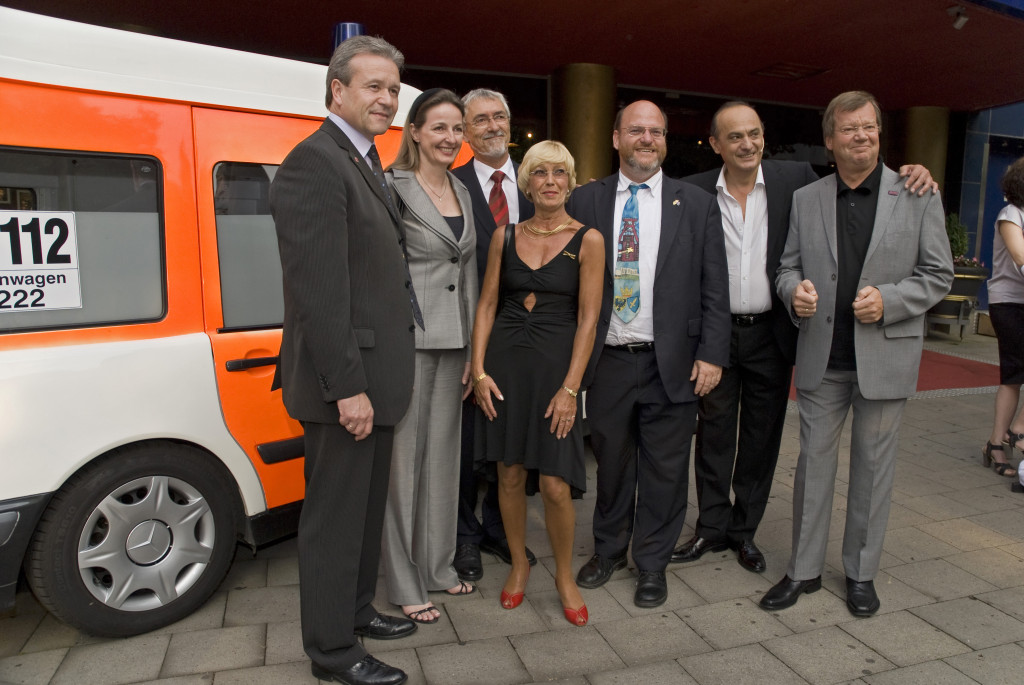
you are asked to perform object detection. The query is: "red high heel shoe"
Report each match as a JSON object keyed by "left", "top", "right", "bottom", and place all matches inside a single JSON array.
[
  {"left": 500, "top": 589, "right": 524, "bottom": 609},
  {"left": 563, "top": 603, "right": 588, "bottom": 626}
]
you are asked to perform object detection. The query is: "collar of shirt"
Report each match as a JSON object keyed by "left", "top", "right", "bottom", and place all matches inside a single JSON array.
[
  {"left": 836, "top": 159, "right": 883, "bottom": 197},
  {"left": 474, "top": 156, "right": 517, "bottom": 192},
  {"left": 616, "top": 169, "right": 663, "bottom": 196},
  {"left": 327, "top": 112, "right": 373, "bottom": 160},
  {"left": 715, "top": 163, "right": 765, "bottom": 197}
]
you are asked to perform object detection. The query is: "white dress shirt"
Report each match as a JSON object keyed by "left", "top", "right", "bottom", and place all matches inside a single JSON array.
[
  {"left": 715, "top": 165, "right": 771, "bottom": 315},
  {"left": 473, "top": 157, "right": 521, "bottom": 224},
  {"left": 605, "top": 170, "right": 663, "bottom": 345},
  {"left": 327, "top": 112, "right": 373, "bottom": 160}
]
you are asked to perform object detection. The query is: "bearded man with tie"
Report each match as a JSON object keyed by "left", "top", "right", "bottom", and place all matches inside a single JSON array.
[{"left": 568, "top": 100, "right": 731, "bottom": 608}]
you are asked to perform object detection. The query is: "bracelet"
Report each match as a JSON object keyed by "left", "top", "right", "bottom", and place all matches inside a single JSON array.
[
  {"left": 562, "top": 385, "right": 578, "bottom": 397},
  {"left": 473, "top": 372, "right": 488, "bottom": 386}
]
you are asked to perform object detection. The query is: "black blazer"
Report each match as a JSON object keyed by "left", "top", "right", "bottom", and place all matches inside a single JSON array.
[
  {"left": 270, "top": 119, "right": 415, "bottom": 426},
  {"left": 569, "top": 174, "right": 731, "bottom": 403},
  {"left": 681, "top": 159, "right": 818, "bottom": 365},
  {"left": 451, "top": 157, "right": 534, "bottom": 287}
]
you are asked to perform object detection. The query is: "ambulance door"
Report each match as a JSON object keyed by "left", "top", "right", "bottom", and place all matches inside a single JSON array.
[{"left": 192, "top": 108, "right": 318, "bottom": 512}]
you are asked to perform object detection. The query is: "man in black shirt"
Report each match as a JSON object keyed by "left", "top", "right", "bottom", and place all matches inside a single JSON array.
[{"left": 763, "top": 91, "right": 952, "bottom": 617}]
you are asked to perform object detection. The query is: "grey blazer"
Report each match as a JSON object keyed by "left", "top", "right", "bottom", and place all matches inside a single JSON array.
[
  {"left": 776, "top": 164, "right": 953, "bottom": 400},
  {"left": 388, "top": 168, "right": 478, "bottom": 350}
]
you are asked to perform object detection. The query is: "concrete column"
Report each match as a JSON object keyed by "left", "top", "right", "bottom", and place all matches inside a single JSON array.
[
  {"left": 904, "top": 106, "right": 950, "bottom": 192},
  {"left": 551, "top": 64, "right": 616, "bottom": 182}
]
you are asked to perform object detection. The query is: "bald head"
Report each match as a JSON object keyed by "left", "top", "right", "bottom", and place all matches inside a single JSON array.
[{"left": 613, "top": 100, "right": 668, "bottom": 183}]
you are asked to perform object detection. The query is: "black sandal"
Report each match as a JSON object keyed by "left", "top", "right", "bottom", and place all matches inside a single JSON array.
[
  {"left": 984, "top": 439, "right": 1017, "bottom": 477},
  {"left": 444, "top": 580, "right": 476, "bottom": 596},
  {"left": 403, "top": 606, "right": 440, "bottom": 624},
  {"left": 1006, "top": 428, "right": 1024, "bottom": 458}
]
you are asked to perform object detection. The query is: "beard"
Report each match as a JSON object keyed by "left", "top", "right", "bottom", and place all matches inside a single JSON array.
[
  {"left": 476, "top": 132, "right": 508, "bottom": 159},
  {"left": 623, "top": 151, "right": 663, "bottom": 175}
]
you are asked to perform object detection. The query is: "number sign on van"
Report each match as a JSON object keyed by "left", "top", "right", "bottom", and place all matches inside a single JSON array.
[{"left": 0, "top": 212, "right": 82, "bottom": 311}]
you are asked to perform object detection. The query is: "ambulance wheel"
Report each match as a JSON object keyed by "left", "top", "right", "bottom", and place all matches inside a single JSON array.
[{"left": 24, "top": 442, "right": 241, "bottom": 637}]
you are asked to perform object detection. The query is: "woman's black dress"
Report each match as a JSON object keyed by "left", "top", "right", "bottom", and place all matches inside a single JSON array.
[{"left": 477, "top": 225, "right": 594, "bottom": 497}]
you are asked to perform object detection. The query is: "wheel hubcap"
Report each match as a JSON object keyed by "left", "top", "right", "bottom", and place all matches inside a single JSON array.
[
  {"left": 77, "top": 474, "right": 216, "bottom": 611},
  {"left": 125, "top": 520, "right": 173, "bottom": 565}
]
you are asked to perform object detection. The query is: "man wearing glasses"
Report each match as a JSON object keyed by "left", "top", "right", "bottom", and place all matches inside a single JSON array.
[
  {"left": 569, "top": 100, "right": 730, "bottom": 607},
  {"left": 763, "top": 91, "right": 952, "bottom": 616},
  {"left": 451, "top": 89, "right": 535, "bottom": 582}
]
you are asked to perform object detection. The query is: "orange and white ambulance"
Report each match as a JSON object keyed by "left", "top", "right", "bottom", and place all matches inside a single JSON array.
[{"left": 0, "top": 6, "right": 453, "bottom": 636}]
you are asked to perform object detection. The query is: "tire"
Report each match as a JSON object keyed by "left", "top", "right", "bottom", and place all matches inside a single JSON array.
[{"left": 24, "top": 442, "right": 241, "bottom": 637}]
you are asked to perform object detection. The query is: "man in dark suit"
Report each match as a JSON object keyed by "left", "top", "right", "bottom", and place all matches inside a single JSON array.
[
  {"left": 673, "top": 102, "right": 817, "bottom": 573},
  {"left": 450, "top": 88, "right": 536, "bottom": 581},
  {"left": 674, "top": 103, "right": 938, "bottom": 575},
  {"left": 570, "top": 100, "right": 731, "bottom": 608},
  {"left": 270, "top": 36, "right": 417, "bottom": 685}
]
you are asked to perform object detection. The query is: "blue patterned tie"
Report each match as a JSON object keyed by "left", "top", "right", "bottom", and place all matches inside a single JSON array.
[
  {"left": 614, "top": 183, "right": 646, "bottom": 323},
  {"left": 367, "top": 145, "right": 424, "bottom": 330}
]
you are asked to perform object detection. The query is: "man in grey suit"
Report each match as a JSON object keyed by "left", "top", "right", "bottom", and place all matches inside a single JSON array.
[
  {"left": 762, "top": 91, "right": 952, "bottom": 617},
  {"left": 271, "top": 36, "right": 417, "bottom": 685},
  {"left": 570, "top": 100, "right": 731, "bottom": 608},
  {"left": 450, "top": 89, "right": 536, "bottom": 581}
]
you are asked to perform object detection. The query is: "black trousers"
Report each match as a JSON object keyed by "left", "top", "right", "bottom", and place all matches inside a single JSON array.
[
  {"left": 457, "top": 396, "right": 505, "bottom": 544},
  {"left": 298, "top": 421, "right": 394, "bottom": 671},
  {"left": 694, "top": 318, "right": 792, "bottom": 543},
  {"left": 586, "top": 346, "right": 697, "bottom": 572}
]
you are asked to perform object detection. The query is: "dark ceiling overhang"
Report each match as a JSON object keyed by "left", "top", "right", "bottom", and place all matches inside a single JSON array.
[{"left": 7, "top": 0, "right": 1024, "bottom": 112}]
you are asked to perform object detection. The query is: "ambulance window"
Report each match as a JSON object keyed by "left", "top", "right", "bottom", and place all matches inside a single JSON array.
[
  {"left": 213, "top": 162, "right": 283, "bottom": 329},
  {"left": 0, "top": 148, "right": 164, "bottom": 332}
]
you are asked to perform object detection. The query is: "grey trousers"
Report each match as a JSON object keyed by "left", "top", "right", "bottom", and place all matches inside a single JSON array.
[
  {"left": 789, "top": 369, "right": 907, "bottom": 582},
  {"left": 381, "top": 348, "right": 464, "bottom": 605}
]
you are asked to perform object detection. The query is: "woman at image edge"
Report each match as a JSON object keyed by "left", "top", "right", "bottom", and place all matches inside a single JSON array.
[{"left": 471, "top": 140, "right": 604, "bottom": 626}]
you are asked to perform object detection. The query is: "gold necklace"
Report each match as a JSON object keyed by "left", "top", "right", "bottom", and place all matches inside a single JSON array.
[
  {"left": 523, "top": 218, "right": 573, "bottom": 238},
  {"left": 416, "top": 172, "right": 448, "bottom": 201}
]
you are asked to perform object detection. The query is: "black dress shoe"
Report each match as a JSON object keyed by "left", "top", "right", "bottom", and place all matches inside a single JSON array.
[
  {"left": 453, "top": 543, "right": 483, "bottom": 581},
  {"left": 576, "top": 553, "right": 627, "bottom": 589},
  {"left": 759, "top": 575, "right": 821, "bottom": 610},
  {"left": 634, "top": 570, "right": 668, "bottom": 608},
  {"left": 353, "top": 614, "right": 417, "bottom": 640},
  {"left": 846, "top": 578, "right": 880, "bottom": 617},
  {"left": 311, "top": 655, "right": 407, "bottom": 685},
  {"left": 479, "top": 536, "right": 538, "bottom": 567},
  {"left": 733, "top": 540, "right": 766, "bottom": 573},
  {"left": 670, "top": 535, "right": 729, "bottom": 563}
]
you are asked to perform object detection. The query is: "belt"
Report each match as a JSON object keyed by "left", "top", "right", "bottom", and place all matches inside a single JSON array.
[
  {"left": 606, "top": 341, "right": 654, "bottom": 353},
  {"left": 732, "top": 312, "right": 771, "bottom": 326}
]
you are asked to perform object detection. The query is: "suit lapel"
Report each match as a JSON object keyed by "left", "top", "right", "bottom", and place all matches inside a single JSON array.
[
  {"left": 598, "top": 177, "right": 617, "bottom": 277},
  {"left": 655, "top": 180, "right": 680, "bottom": 279},
  {"left": 865, "top": 165, "right": 900, "bottom": 265},
  {"left": 453, "top": 159, "right": 497, "bottom": 235},
  {"left": 320, "top": 120, "right": 400, "bottom": 227},
  {"left": 389, "top": 169, "right": 459, "bottom": 250},
  {"left": 817, "top": 174, "right": 839, "bottom": 263}
]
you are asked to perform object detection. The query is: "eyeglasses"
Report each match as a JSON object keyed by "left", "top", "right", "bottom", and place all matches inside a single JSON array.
[
  {"left": 620, "top": 126, "right": 667, "bottom": 139},
  {"left": 836, "top": 123, "right": 880, "bottom": 136},
  {"left": 529, "top": 168, "right": 568, "bottom": 179},
  {"left": 469, "top": 112, "right": 509, "bottom": 128}
]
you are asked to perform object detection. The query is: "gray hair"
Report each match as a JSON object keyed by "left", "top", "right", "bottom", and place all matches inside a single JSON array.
[
  {"left": 462, "top": 88, "right": 511, "bottom": 118},
  {"left": 324, "top": 35, "right": 404, "bottom": 109}
]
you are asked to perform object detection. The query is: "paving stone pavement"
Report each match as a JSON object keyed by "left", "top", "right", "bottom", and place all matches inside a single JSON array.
[{"left": 1, "top": 330, "right": 1022, "bottom": 685}]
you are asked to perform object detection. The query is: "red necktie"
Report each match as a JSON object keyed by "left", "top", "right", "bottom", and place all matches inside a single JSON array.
[{"left": 488, "top": 170, "right": 509, "bottom": 227}]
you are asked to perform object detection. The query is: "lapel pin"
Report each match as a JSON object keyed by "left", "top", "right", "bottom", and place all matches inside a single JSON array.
[
  {"left": 672, "top": 199, "right": 680, "bottom": 206},
  {"left": 888, "top": 190, "right": 899, "bottom": 196}
]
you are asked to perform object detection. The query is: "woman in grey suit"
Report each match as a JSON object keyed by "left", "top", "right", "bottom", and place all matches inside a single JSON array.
[{"left": 382, "top": 89, "right": 478, "bottom": 623}]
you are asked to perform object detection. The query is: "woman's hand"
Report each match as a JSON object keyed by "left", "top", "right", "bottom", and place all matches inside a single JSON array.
[
  {"left": 474, "top": 375, "right": 503, "bottom": 420},
  {"left": 545, "top": 387, "right": 578, "bottom": 439},
  {"left": 462, "top": 362, "right": 473, "bottom": 400}
]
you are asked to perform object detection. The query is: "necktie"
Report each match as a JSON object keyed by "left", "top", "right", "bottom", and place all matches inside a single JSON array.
[
  {"left": 613, "top": 183, "right": 647, "bottom": 323},
  {"left": 366, "top": 144, "right": 424, "bottom": 330},
  {"left": 488, "top": 170, "right": 509, "bottom": 227}
]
